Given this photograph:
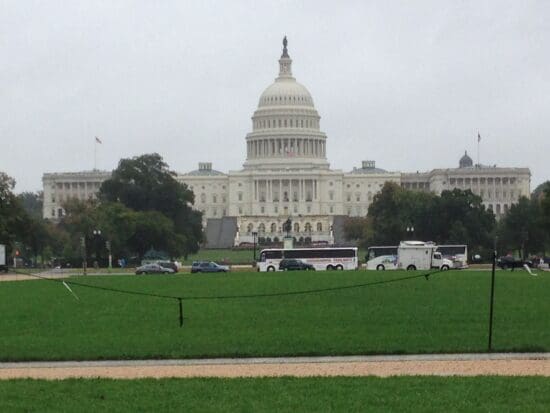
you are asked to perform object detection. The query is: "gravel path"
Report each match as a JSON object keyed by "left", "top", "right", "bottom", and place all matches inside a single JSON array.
[{"left": 1, "top": 353, "right": 549, "bottom": 380}]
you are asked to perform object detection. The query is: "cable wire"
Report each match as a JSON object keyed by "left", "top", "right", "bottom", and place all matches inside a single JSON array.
[{"left": 10, "top": 268, "right": 443, "bottom": 301}]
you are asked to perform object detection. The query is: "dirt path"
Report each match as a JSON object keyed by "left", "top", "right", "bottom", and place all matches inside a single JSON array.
[{"left": 1, "top": 354, "right": 549, "bottom": 380}]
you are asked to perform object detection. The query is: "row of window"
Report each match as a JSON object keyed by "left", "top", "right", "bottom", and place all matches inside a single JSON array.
[
  {"left": 261, "top": 95, "right": 312, "bottom": 105},
  {"left": 253, "top": 118, "right": 319, "bottom": 129},
  {"left": 53, "top": 182, "right": 101, "bottom": 190},
  {"left": 200, "top": 193, "right": 226, "bottom": 204},
  {"left": 449, "top": 177, "right": 517, "bottom": 185},
  {"left": 487, "top": 203, "right": 509, "bottom": 215},
  {"left": 245, "top": 222, "right": 325, "bottom": 233},
  {"left": 236, "top": 205, "right": 336, "bottom": 215}
]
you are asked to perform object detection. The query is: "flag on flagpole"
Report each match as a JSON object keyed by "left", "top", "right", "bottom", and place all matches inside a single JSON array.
[
  {"left": 95, "top": 136, "right": 102, "bottom": 144},
  {"left": 477, "top": 132, "right": 481, "bottom": 142}
]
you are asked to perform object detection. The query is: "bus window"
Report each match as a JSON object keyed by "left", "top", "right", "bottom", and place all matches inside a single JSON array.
[{"left": 260, "top": 252, "right": 266, "bottom": 262}]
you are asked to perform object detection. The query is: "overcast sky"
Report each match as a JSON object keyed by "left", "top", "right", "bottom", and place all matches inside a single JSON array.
[{"left": 2, "top": 0, "right": 549, "bottom": 193}]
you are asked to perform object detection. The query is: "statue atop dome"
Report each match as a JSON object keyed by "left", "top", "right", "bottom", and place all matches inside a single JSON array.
[{"left": 281, "top": 36, "right": 289, "bottom": 58}]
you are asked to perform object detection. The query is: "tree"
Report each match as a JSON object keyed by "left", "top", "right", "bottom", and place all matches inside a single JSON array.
[
  {"left": 0, "top": 172, "right": 33, "bottom": 256},
  {"left": 363, "top": 183, "right": 495, "bottom": 255},
  {"left": 17, "top": 191, "right": 43, "bottom": 219},
  {"left": 499, "top": 195, "right": 549, "bottom": 258},
  {"left": 99, "top": 153, "right": 203, "bottom": 258}
]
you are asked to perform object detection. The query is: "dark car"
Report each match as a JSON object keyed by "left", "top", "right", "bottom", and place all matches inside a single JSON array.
[
  {"left": 279, "top": 259, "right": 315, "bottom": 271},
  {"left": 497, "top": 256, "right": 533, "bottom": 270},
  {"left": 191, "top": 261, "right": 230, "bottom": 273},
  {"left": 135, "top": 263, "right": 175, "bottom": 275}
]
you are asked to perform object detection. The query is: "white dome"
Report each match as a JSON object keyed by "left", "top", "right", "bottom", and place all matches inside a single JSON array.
[
  {"left": 243, "top": 37, "right": 329, "bottom": 171},
  {"left": 258, "top": 79, "right": 315, "bottom": 108}
]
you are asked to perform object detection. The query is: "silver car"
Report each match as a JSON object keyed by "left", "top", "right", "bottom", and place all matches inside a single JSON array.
[{"left": 135, "top": 263, "right": 175, "bottom": 275}]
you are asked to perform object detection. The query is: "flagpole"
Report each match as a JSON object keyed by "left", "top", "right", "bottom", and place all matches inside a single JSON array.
[
  {"left": 477, "top": 132, "right": 480, "bottom": 166},
  {"left": 94, "top": 138, "right": 97, "bottom": 171}
]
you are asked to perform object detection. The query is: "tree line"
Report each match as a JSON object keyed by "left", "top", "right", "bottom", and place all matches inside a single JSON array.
[
  {"left": 344, "top": 181, "right": 550, "bottom": 260},
  {"left": 0, "top": 154, "right": 202, "bottom": 267}
]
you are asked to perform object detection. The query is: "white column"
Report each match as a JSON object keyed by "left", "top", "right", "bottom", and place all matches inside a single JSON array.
[{"left": 289, "top": 179, "right": 293, "bottom": 202}]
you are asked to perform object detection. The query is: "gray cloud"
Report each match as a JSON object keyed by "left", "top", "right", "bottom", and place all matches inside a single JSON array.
[{"left": 1, "top": 0, "right": 549, "bottom": 192}]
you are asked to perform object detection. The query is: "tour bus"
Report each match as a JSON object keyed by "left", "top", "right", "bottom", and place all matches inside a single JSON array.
[
  {"left": 257, "top": 247, "right": 359, "bottom": 272},
  {"left": 436, "top": 245, "right": 469, "bottom": 269}
]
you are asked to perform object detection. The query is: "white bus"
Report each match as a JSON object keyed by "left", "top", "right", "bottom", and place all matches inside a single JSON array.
[
  {"left": 257, "top": 247, "right": 359, "bottom": 272},
  {"left": 436, "top": 245, "right": 469, "bottom": 269}
]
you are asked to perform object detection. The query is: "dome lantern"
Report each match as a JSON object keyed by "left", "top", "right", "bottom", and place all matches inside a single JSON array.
[{"left": 278, "top": 36, "right": 293, "bottom": 79}]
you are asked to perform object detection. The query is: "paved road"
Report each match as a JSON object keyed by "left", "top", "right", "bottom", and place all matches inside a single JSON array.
[{"left": 1, "top": 353, "right": 549, "bottom": 379}]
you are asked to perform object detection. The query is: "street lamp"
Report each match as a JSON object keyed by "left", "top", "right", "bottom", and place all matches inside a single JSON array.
[
  {"left": 92, "top": 229, "right": 101, "bottom": 269},
  {"left": 406, "top": 226, "right": 415, "bottom": 239},
  {"left": 252, "top": 231, "right": 258, "bottom": 262}
]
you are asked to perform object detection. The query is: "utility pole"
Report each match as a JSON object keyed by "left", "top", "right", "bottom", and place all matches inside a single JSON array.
[
  {"left": 80, "top": 236, "right": 87, "bottom": 276},
  {"left": 488, "top": 236, "right": 497, "bottom": 351}
]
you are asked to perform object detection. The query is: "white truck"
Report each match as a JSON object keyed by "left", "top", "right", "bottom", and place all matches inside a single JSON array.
[
  {"left": 396, "top": 241, "right": 453, "bottom": 271},
  {"left": 0, "top": 244, "right": 7, "bottom": 273}
]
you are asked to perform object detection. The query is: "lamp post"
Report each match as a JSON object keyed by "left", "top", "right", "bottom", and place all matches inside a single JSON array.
[
  {"left": 406, "top": 225, "right": 415, "bottom": 239},
  {"left": 80, "top": 236, "right": 87, "bottom": 275},
  {"left": 252, "top": 231, "right": 258, "bottom": 262},
  {"left": 92, "top": 229, "right": 101, "bottom": 269}
]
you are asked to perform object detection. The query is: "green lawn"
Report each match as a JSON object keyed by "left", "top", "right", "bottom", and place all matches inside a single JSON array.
[
  {"left": 0, "top": 270, "right": 548, "bottom": 361},
  {"left": 1, "top": 377, "right": 549, "bottom": 412}
]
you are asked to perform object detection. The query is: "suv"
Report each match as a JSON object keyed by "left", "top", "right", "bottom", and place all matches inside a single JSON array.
[
  {"left": 279, "top": 259, "right": 315, "bottom": 271},
  {"left": 497, "top": 256, "right": 533, "bottom": 270},
  {"left": 191, "top": 261, "right": 230, "bottom": 273}
]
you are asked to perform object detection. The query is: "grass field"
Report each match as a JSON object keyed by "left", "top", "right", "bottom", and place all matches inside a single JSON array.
[
  {"left": 0, "top": 270, "right": 548, "bottom": 361},
  {"left": 1, "top": 377, "right": 549, "bottom": 412}
]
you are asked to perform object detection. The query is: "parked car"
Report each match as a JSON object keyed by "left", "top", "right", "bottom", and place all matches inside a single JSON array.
[
  {"left": 279, "top": 258, "right": 315, "bottom": 271},
  {"left": 191, "top": 261, "right": 230, "bottom": 273},
  {"left": 366, "top": 255, "right": 398, "bottom": 271},
  {"left": 135, "top": 263, "right": 175, "bottom": 275},
  {"left": 497, "top": 256, "right": 533, "bottom": 270},
  {"left": 156, "top": 261, "right": 179, "bottom": 273}
]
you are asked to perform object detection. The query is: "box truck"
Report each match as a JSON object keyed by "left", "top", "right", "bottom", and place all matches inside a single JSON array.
[
  {"left": 397, "top": 241, "right": 453, "bottom": 271},
  {"left": 0, "top": 244, "right": 7, "bottom": 273}
]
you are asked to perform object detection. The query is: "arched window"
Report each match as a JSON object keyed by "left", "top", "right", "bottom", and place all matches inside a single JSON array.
[
  {"left": 247, "top": 223, "right": 253, "bottom": 233},
  {"left": 258, "top": 223, "right": 265, "bottom": 233},
  {"left": 316, "top": 222, "right": 322, "bottom": 232},
  {"left": 293, "top": 223, "right": 300, "bottom": 233},
  {"left": 305, "top": 222, "right": 312, "bottom": 232},
  {"left": 270, "top": 223, "right": 276, "bottom": 233}
]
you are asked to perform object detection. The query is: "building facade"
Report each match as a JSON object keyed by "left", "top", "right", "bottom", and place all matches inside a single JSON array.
[{"left": 42, "top": 38, "right": 530, "bottom": 244}]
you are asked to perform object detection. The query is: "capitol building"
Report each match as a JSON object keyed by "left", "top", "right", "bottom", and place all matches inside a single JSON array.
[{"left": 42, "top": 38, "right": 531, "bottom": 247}]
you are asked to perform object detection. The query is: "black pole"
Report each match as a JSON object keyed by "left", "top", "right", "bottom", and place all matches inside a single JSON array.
[
  {"left": 252, "top": 232, "right": 257, "bottom": 262},
  {"left": 488, "top": 237, "right": 497, "bottom": 351},
  {"left": 178, "top": 298, "right": 183, "bottom": 327}
]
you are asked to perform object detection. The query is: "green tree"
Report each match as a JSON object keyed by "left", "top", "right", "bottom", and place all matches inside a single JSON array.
[
  {"left": 0, "top": 172, "right": 33, "bottom": 256},
  {"left": 99, "top": 153, "right": 203, "bottom": 258},
  {"left": 364, "top": 183, "right": 495, "bottom": 254},
  {"left": 499, "top": 195, "right": 548, "bottom": 258},
  {"left": 17, "top": 191, "right": 43, "bottom": 219}
]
